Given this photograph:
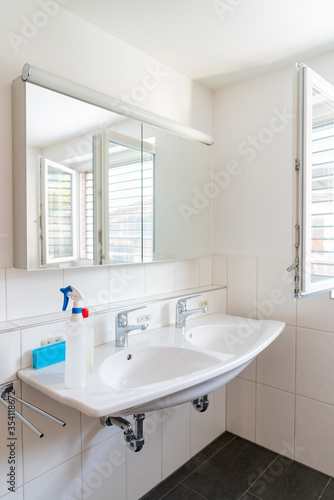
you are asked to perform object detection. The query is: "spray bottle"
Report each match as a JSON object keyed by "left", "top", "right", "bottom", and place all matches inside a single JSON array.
[
  {"left": 82, "top": 307, "right": 94, "bottom": 383},
  {"left": 60, "top": 286, "right": 88, "bottom": 388}
]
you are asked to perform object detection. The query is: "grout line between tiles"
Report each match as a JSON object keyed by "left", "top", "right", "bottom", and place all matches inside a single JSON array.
[
  {"left": 240, "top": 491, "right": 262, "bottom": 500},
  {"left": 4, "top": 267, "right": 8, "bottom": 323},
  {"left": 318, "top": 477, "right": 332, "bottom": 499},
  {"left": 240, "top": 453, "right": 281, "bottom": 500},
  {"left": 293, "top": 325, "right": 297, "bottom": 460},
  {"left": 153, "top": 434, "right": 238, "bottom": 500},
  {"left": 180, "top": 483, "right": 208, "bottom": 499},
  {"left": 21, "top": 453, "right": 82, "bottom": 490},
  {"left": 226, "top": 255, "right": 229, "bottom": 314},
  {"left": 255, "top": 256, "right": 258, "bottom": 444}
]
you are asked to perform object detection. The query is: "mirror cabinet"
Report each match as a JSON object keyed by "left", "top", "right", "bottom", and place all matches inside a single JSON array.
[{"left": 12, "top": 66, "right": 213, "bottom": 270}]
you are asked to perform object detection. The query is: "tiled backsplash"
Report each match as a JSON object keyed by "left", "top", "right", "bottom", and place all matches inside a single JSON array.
[
  {"left": 0, "top": 257, "right": 228, "bottom": 500},
  {"left": 1, "top": 259, "right": 217, "bottom": 323}
]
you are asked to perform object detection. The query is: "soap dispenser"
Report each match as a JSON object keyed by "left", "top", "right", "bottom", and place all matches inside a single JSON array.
[{"left": 60, "top": 286, "right": 88, "bottom": 388}]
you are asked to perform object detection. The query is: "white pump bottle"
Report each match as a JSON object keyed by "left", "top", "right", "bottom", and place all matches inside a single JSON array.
[{"left": 60, "top": 286, "right": 88, "bottom": 388}]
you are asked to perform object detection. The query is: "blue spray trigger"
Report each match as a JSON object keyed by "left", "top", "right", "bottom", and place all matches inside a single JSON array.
[{"left": 60, "top": 286, "right": 73, "bottom": 311}]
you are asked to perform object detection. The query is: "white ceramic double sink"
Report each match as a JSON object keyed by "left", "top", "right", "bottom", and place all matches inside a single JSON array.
[{"left": 18, "top": 313, "right": 285, "bottom": 418}]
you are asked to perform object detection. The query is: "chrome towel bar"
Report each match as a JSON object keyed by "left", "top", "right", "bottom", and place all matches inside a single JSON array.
[{"left": 0, "top": 382, "right": 66, "bottom": 438}]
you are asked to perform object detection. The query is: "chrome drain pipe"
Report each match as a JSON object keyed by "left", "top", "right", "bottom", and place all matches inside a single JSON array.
[
  {"left": 192, "top": 395, "right": 209, "bottom": 412},
  {"left": 100, "top": 413, "right": 145, "bottom": 452}
]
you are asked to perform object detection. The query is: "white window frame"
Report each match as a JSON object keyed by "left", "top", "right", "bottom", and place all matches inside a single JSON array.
[
  {"left": 297, "top": 64, "right": 334, "bottom": 297},
  {"left": 96, "top": 130, "right": 155, "bottom": 265},
  {"left": 40, "top": 157, "right": 77, "bottom": 265}
]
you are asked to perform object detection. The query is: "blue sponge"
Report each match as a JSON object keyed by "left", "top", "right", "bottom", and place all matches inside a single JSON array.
[{"left": 32, "top": 341, "right": 66, "bottom": 369}]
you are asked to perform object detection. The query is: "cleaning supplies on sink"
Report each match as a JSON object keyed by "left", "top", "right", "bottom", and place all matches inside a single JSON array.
[
  {"left": 60, "top": 286, "right": 88, "bottom": 388},
  {"left": 82, "top": 307, "right": 94, "bottom": 380},
  {"left": 32, "top": 341, "right": 66, "bottom": 369}
]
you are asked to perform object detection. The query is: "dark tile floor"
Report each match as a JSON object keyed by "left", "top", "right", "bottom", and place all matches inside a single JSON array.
[{"left": 140, "top": 432, "right": 334, "bottom": 500}]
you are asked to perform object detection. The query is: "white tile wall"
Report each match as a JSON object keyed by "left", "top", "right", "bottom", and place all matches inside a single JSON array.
[
  {"left": 257, "top": 256, "right": 296, "bottom": 325},
  {"left": 0, "top": 269, "right": 6, "bottom": 322},
  {"left": 1, "top": 488, "right": 23, "bottom": 499},
  {"left": 297, "top": 292, "right": 334, "bottom": 333},
  {"left": 21, "top": 385, "right": 81, "bottom": 483},
  {"left": 145, "top": 261, "right": 175, "bottom": 295},
  {"left": 187, "top": 290, "right": 216, "bottom": 317},
  {"left": 0, "top": 381, "right": 23, "bottom": 497},
  {"left": 0, "top": 330, "right": 20, "bottom": 382},
  {"left": 174, "top": 259, "right": 200, "bottom": 290},
  {"left": 238, "top": 359, "right": 256, "bottom": 382},
  {"left": 64, "top": 265, "right": 109, "bottom": 309},
  {"left": 0, "top": 258, "right": 227, "bottom": 499},
  {"left": 109, "top": 264, "right": 146, "bottom": 302},
  {"left": 6, "top": 268, "right": 64, "bottom": 321},
  {"left": 214, "top": 288, "right": 227, "bottom": 313},
  {"left": 212, "top": 254, "right": 227, "bottom": 286},
  {"left": 81, "top": 412, "right": 122, "bottom": 452},
  {"left": 190, "top": 395, "right": 215, "bottom": 456},
  {"left": 226, "top": 377, "right": 256, "bottom": 441},
  {"left": 82, "top": 433, "right": 127, "bottom": 500},
  {"left": 222, "top": 253, "right": 334, "bottom": 478},
  {"left": 256, "top": 384, "right": 295, "bottom": 458},
  {"left": 296, "top": 327, "right": 334, "bottom": 405},
  {"left": 161, "top": 404, "right": 191, "bottom": 479},
  {"left": 23, "top": 456, "right": 82, "bottom": 500},
  {"left": 227, "top": 255, "right": 257, "bottom": 317},
  {"left": 295, "top": 396, "right": 334, "bottom": 477},
  {"left": 92, "top": 310, "right": 116, "bottom": 347},
  {"left": 21, "top": 322, "right": 67, "bottom": 369},
  {"left": 199, "top": 257, "right": 212, "bottom": 286},
  {"left": 126, "top": 412, "right": 162, "bottom": 500},
  {"left": 213, "top": 384, "right": 226, "bottom": 437},
  {"left": 257, "top": 325, "right": 296, "bottom": 393}
]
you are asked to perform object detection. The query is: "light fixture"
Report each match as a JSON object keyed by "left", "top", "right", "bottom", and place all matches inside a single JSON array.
[{"left": 21, "top": 63, "right": 214, "bottom": 145}]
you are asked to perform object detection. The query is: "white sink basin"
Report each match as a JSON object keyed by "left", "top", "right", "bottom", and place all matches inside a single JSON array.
[
  {"left": 100, "top": 345, "right": 220, "bottom": 390},
  {"left": 17, "top": 313, "right": 285, "bottom": 417},
  {"left": 186, "top": 324, "right": 247, "bottom": 354},
  {"left": 185, "top": 318, "right": 279, "bottom": 356}
]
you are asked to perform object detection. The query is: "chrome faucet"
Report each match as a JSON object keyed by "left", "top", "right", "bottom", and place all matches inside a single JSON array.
[
  {"left": 175, "top": 295, "right": 207, "bottom": 329},
  {"left": 115, "top": 307, "right": 148, "bottom": 347}
]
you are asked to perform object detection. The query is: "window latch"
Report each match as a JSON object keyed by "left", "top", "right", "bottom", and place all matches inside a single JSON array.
[{"left": 287, "top": 258, "right": 299, "bottom": 273}]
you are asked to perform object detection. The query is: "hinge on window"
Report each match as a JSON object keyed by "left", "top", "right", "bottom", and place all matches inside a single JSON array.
[
  {"left": 99, "top": 230, "right": 104, "bottom": 265},
  {"left": 287, "top": 257, "right": 299, "bottom": 298},
  {"left": 295, "top": 158, "right": 300, "bottom": 170},
  {"left": 294, "top": 224, "right": 300, "bottom": 248}
]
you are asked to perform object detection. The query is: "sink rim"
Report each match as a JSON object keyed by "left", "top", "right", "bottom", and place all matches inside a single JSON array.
[
  {"left": 184, "top": 316, "right": 285, "bottom": 357},
  {"left": 17, "top": 313, "right": 286, "bottom": 418}
]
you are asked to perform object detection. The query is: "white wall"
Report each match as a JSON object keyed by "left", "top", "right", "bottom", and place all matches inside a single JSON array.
[
  {"left": 0, "top": 0, "right": 213, "bottom": 271},
  {"left": 0, "top": 0, "right": 213, "bottom": 319},
  {"left": 212, "top": 49, "right": 334, "bottom": 477},
  {"left": 0, "top": 3, "right": 225, "bottom": 500}
]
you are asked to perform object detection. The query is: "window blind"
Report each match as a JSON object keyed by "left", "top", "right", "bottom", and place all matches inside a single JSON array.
[
  {"left": 310, "top": 95, "right": 334, "bottom": 282},
  {"left": 108, "top": 151, "right": 154, "bottom": 264},
  {"left": 43, "top": 161, "right": 75, "bottom": 263}
]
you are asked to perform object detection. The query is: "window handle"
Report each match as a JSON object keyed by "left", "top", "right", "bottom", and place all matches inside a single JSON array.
[{"left": 287, "top": 258, "right": 299, "bottom": 272}]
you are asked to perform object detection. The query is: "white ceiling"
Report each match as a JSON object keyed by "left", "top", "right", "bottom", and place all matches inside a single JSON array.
[{"left": 63, "top": 0, "right": 334, "bottom": 89}]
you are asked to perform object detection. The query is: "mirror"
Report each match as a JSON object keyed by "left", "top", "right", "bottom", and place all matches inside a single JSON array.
[
  {"left": 143, "top": 124, "right": 211, "bottom": 261},
  {"left": 13, "top": 78, "right": 212, "bottom": 270}
]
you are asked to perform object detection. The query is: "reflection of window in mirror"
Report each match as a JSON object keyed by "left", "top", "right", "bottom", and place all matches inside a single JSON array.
[
  {"left": 294, "top": 64, "right": 334, "bottom": 297},
  {"left": 40, "top": 157, "right": 94, "bottom": 266},
  {"left": 97, "top": 131, "right": 155, "bottom": 265},
  {"left": 40, "top": 158, "right": 76, "bottom": 265}
]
